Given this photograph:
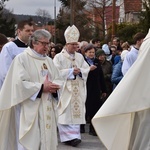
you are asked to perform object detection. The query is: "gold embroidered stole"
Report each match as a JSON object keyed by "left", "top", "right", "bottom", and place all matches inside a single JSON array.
[
  {"left": 33, "top": 59, "right": 56, "bottom": 149},
  {"left": 62, "top": 49, "right": 82, "bottom": 119}
]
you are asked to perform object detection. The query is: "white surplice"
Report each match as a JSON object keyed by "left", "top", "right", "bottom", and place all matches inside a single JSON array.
[
  {"left": 0, "top": 40, "right": 27, "bottom": 89},
  {"left": 92, "top": 29, "right": 150, "bottom": 150},
  {"left": 0, "top": 47, "right": 63, "bottom": 150}
]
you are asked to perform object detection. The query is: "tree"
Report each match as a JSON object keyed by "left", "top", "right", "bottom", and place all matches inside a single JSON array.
[
  {"left": 35, "top": 8, "right": 51, "bottom": 25},
  {"left": 114, "top": 23, "right": 141, "bottom": 44},
  {"left": 58, "top": 0, "right": 69, "bottom": 7},
  {"left": 56, "top": 0, "right": 93, "bottom": 44},
  {"left": 0, "top": 0, "right": 8, "bottom": 10},
  {"left": 86, "top": 0, "right": 106, "bottom": 39},
  {"left": 55, "top": 7, "right": 70, "bottom": 44},
  {"left": 86, "top": 0, "right": 120, "bottom": 41},
  {"left": 0, "top": 8, "right": 16, "bottom": 37},
  {"left": 139, "top": 0, "right": 150, "bottom": 34}
]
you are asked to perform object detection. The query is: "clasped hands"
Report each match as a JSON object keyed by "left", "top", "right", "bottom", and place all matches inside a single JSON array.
[
  {"left": 73, "top": 66, "right": 81, "bottom": 75},
  {"left": 43, "top": 75, "right": 60, "bottom": 93}
]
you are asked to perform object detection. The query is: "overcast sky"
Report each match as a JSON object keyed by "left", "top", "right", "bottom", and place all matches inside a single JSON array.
[{"left": 5, "top": 0, "right": 61, "bottom": 19}]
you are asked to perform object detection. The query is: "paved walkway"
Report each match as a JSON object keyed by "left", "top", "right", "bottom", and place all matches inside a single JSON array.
[{"left": 57, "top": 124, "right": 107, "bottom": 150}]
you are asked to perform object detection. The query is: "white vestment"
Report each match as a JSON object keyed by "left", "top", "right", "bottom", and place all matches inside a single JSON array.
[
  {"left": 53, "top": 49, "right": 90, "bottom": 142},
  {"left": 0, "top": 47, "right": 63, "bottom": 150},
  {"left": 57, "top": 124, "right": 81, "bottom": 142},
  {"left": 0, "top": 39, "right": 27, "bottom": 89},
  {"left": 121, "top": 46, "right": 138, "bottom": 75},
  {"left": 92, "top": 29, "right": 150, "bottom": 150}
]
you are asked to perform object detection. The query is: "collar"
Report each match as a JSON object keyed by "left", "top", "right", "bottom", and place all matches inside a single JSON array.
[
  {"left": 25, "top": 47, "right": 47, "bottom": 60},
  {"left": 13, "top": 38, "right": 28, "bottom": 48},
  {"left": 133, "top": 46, "right": 139, "bottom": 50},
  {"left": 31, "top": 49, "right": 46, "bottom": 57},
  {"left": 85, "top": 56, "right": 95, "bottom": 61},
  {"left": 62, "top": 49, "right": 76, "bottom": 61}
]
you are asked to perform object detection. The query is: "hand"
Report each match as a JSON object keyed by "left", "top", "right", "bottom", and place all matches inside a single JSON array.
[
  {"left": 73, "top": 67, "right": 81, "bottom": 75},
  {"left": 43, "top": 75, "right": 60, "bottom": 93},
  {"left": 90, "top": 65, "right": 97, "bottom": 71},
  {"left": 101, "top": 93, "right": 107, "bottom": 99}
]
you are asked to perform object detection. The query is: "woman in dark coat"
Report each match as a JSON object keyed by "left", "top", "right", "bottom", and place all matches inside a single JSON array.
[{"left": 84, "top": 44, "right": 107, "bottom": 136}]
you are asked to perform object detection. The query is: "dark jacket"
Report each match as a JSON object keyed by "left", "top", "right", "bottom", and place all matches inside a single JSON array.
[
  {"left": 84, "top": 57, "right": 106, "bottom": 118},
  {"left": 101, "top": 59, "right": 113, "bottom": 96}
]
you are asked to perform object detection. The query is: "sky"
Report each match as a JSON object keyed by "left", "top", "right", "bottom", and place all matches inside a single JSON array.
[{"left": 5, "top": 0, "right": 62, "bottom": 19}]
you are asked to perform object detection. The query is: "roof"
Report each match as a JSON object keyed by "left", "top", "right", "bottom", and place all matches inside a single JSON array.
[{"left": 124, "top": 0, "right": 142, "bottom": 13}]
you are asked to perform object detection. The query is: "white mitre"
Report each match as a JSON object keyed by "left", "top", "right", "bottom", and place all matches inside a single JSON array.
[{"left": 64, "top": 25, "right": 80, "bottom": 43}]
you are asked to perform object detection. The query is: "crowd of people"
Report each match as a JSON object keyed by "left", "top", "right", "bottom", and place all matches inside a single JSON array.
[{"left": 0, "top": 19, "right": 149, "bottom": 150}]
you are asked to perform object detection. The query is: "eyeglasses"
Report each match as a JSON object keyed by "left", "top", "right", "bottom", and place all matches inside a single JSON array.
[{"left": 37, "top": 40, "right": 50, "bottom": 46}]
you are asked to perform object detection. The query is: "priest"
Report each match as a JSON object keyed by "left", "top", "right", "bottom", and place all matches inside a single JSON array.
[
  {"left": 0, "top": 20, "right": 34, "bottom": 89},
  {"left": 92, "top": 29, "right": 150, "bottom": 150},
  {"left": 0, "top": 29, "right": 63, "bottom": 150},
  {"left": 53, "top": 25, "right": 90, "bottom": 147}
]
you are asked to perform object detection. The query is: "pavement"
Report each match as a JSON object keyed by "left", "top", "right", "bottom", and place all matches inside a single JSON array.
[{"left": 57, "top": 124, "right": 107, "bottom": 150}]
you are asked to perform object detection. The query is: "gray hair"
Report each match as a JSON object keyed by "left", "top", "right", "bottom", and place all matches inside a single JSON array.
[
  {"left": 29, "top": 29, "right": 51, "bottom": 48},
  {"left": 79, "top": 41, "right": 88, "bottom": 49},
  {"left": 84, "top": 43, "right": 95, "bottom": 52}
]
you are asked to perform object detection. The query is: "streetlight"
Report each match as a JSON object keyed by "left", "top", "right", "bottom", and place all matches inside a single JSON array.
[
  {"left": 0, "top": 1, "right": 3, "bottom": 10},
  {"left": 70, "top": 0, "right": 75, "bottom": 25},
  {"left": 112, "top": 0, "right": 116, "bottom": 40},
  {"left": 54, "top": 0, "right": 56, "bottom": 44}
]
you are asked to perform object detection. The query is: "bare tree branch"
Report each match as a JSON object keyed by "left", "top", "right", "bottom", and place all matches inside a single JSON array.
[{"left": 35, "top": 8, "right": 51, "bottom": 25}]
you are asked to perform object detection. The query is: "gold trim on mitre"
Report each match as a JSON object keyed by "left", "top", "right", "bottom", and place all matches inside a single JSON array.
[{"left": 64, "top": 25, "right": 80, "bottom": 43}]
